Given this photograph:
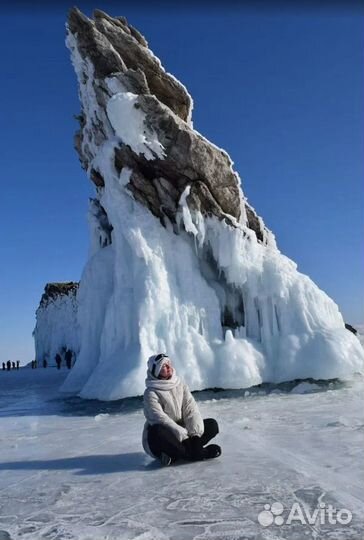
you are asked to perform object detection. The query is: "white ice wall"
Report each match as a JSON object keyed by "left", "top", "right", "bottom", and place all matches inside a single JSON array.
[
  {"left": 34, "top": 291, "right": 79, "bottom": 366},
  {"left": 61, "top": 145, "right": 364, "bottom": 400}
]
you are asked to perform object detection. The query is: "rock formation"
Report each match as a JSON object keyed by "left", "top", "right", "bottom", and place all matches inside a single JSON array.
[
  {"left": 34, "top": 282, "right": 79, "bottom": 366},
  {"left": 55, "top": 8, "right": 363, "bottom": 399}
]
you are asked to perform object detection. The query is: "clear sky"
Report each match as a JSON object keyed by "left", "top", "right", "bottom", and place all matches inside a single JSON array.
[{"left": 1, "top": 1, "right": 363, "bottom": 364}]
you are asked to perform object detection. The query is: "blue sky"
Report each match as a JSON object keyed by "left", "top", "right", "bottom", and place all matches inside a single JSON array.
[{"left": 1, "top": 2, "right": 363, "bottom": 363}]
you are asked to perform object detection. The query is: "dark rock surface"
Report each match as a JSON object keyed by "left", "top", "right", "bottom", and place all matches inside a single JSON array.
[{"left": 39, "top": 282, "right": 79, "bottom": 309}]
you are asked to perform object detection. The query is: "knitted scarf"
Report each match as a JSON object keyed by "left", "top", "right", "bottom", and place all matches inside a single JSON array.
[{"left": 145, "top": 369, "right": 180, "bottom": 391}]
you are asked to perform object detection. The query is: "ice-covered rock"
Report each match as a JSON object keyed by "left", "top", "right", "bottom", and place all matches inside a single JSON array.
[
  {"left": 66, "top": 8, "right": 265, "bottom": 240},
  {"left": 54, "top": 8, "right": 364, "bottom": 400},
  {"left": 34, "top": 282, "right": 79, "bottom": 366}
]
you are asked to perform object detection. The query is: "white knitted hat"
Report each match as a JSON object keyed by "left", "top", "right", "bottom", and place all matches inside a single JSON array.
[{"left": 147, "top": 353, "right": 170, "bottom": 378}]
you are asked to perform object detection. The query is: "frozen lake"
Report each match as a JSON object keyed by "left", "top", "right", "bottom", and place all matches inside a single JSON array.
[{"left": 0, "top": 368, "right": 363, "bottom": 539}]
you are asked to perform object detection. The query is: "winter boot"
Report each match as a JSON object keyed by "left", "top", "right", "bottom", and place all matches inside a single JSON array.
[
  {"left": 201, "top": 444, "right": 221, "bottom": 460},
  {"left": 159, "top": 452, "right": 172, "bottom": 467}
]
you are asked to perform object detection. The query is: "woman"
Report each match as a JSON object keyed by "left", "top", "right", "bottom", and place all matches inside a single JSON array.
[{"left": 142, "top": 353, "right": 221, "bottom": 466}]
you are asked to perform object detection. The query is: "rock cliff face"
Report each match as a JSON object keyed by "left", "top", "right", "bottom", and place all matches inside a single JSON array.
[
  {"left": 68, "top": 8, "right": 268, "bottom": 243},
  {"left": 34, "top": 282, "right": 79, "bottom": 366},
  {"left": 58, "top": 8, "right": 363, "bottom": 400}
]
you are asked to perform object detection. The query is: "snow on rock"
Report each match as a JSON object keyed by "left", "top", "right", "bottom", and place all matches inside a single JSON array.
[
  {"left": 33, "top": 282, "right": 79, "bottom": 366},
  {"left": 106, "top": 91, "right": 166, "bottom": 160},
  {"left": 35, "top": 7, "right": 364, "bottom": 400}
]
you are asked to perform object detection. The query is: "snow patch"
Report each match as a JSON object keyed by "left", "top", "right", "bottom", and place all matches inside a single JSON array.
[
  {"left": 94, "top": 413, "right": 110, "bottom": 422},
  {"left": 106, "top": 92, "right": 165, "bottom": 160},
  {"left": 291, "top": 381, "right": 321, "bottom": 394}
]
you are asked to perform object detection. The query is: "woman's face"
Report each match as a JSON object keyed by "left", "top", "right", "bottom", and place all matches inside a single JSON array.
[{"left": 158, "top": 361, "right": 173, "bottom": 379}]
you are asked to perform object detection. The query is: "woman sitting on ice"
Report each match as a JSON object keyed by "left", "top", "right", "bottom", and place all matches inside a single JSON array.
[{"left": 142, "top": 353, "right": 222, "bottom": 466}]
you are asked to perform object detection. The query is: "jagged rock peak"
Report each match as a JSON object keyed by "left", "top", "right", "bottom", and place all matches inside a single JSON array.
[
  {"left": 68, "top": 7, "right": 192, "bottom": 122},
  {"left": 66, "top": 7, "right": 270, "bottom": 243}
]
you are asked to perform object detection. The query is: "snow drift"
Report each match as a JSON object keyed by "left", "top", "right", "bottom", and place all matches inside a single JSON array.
[{"left": 52, "top": 8, "right": 364, "bottom": 399}]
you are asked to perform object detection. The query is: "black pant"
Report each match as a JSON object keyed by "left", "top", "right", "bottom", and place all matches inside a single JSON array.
[{"left": 148, "top": 418, "right": 219, "bottom": 460}]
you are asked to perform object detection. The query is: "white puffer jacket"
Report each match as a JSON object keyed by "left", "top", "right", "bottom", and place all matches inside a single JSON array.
[{"left": 142, "top": 373, "right": 204, "bottom": 457}]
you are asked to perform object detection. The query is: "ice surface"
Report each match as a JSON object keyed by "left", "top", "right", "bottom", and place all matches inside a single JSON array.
[{"left": 0, "top": 370, "right": 363, "bottom": 540}]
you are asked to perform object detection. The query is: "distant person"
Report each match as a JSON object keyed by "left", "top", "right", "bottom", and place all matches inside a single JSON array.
[
  {"left": 55, "top": 353, "right": 62, "bottom": 370},
  {"left": 6, "top": 360, "right": 11, "bottom": 371},
  {"left": 65, "top": 349, "right": 73, "bottom": 369},
  {"left": 11, "top": 361, "right": 15, "bottom": 370},
  {"left": 43, "top": 358, "right": 48, "bottom": 368},
  {"left": 2, "top": 362, "right": 5, "bottom": 371},
  {"left": 16, "top": 360, "right": 20, "bottom": 370},
  {"left": 142, "top": 353, "right": 221, "bottom": 466}
]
